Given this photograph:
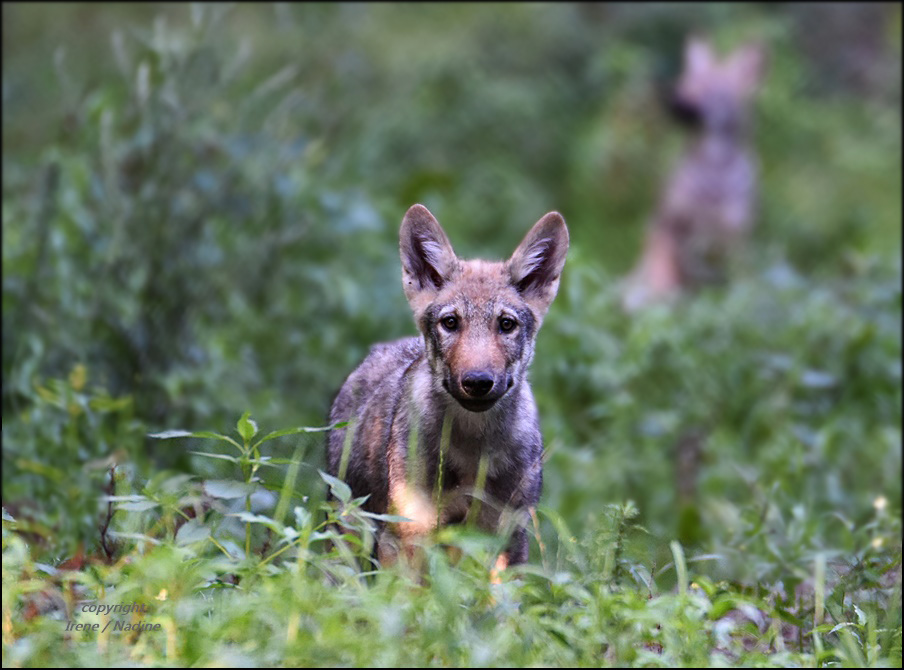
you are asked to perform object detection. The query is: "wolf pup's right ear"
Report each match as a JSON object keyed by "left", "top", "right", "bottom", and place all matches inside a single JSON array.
[
  {"left": 726, "top": 43, "right": 767, "bottom": 97},
  {"left": 400, "top": 204, "right": 459, "bottom": 311},
  {"left": 508, "top": 212, "right": 569, "bottom": 320}
]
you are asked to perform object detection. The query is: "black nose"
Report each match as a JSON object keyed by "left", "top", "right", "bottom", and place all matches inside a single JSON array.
[{"left": 460, "top": 371, "right": 494, "bottom": 397}]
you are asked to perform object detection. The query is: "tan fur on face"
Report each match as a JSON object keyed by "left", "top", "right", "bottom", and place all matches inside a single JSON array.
[{"left": 434, "top": 261, "right": 519, "bottom": 378}]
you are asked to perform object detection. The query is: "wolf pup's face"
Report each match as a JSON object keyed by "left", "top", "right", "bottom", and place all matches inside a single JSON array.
[{"left": 400, "top": 205, "right": 569, "bottom": 413}]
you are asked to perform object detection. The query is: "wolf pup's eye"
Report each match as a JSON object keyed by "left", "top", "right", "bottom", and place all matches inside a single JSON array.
[
  {"left": 441, "top": 315, "right": 459, "bottom": 331},
  {"left": 499, "top": 317, "right": 517, "bottom": 333}
]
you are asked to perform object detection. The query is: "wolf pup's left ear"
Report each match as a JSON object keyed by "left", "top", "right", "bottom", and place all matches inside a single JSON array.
[
  {"left": 508, "top": 212, "right": 569, "bottom": 319},
  {"left": 684, "top": 36, "right": 715, "bottom": 76},
  {"left": 400, "top": 204, "right": 459, "bottom": 311}
]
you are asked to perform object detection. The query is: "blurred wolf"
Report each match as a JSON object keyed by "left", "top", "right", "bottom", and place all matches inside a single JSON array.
[
  {"left": 327, "top": 204, "right": 568, "bottom": 570},
  {"left": 623, "top": 37, "right": 766, "bottom": 310}
]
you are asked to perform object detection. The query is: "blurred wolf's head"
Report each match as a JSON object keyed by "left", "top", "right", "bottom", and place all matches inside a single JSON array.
[{"left": 668, "top": 37, "right": 767, "bottom": 133}]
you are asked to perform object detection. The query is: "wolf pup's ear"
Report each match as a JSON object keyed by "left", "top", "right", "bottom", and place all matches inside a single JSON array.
[
  {"left": 508, "top": 212, "right": 569, "bottom": 319},
  {"left": 400, "top": 204, "right": 459, "bottom": 309},
  {"left": 727, "top": 43, "right": 767, "bottom": 97},
  {"left": 684, "top": 36, "right": 715, "bottom": 76}
]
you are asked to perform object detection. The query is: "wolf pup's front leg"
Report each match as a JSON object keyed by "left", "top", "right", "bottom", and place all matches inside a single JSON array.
[{"left": 327, "top": 204, "right": 568, "bottom": 574}]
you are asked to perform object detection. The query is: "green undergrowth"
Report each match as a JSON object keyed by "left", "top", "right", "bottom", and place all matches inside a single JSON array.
[
  {"left": 4, "top": 265, "right": 901, "bottom": 667},
  {"left": 3, "top": 4, "right": 901, "bottom": 667}
]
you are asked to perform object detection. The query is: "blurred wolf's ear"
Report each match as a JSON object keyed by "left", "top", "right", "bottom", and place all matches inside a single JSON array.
[
  {"left": 508, "top": 212, "right": 569, "bottom": 319},
  {"left": 685, "top": 36, "right": 715, "bottom": 75},
  {"left": 400, "top": 204, "right": 458, "bottom": 308},
  {"left": 727, "top": 43, "right": 767, "bottom": 96}
]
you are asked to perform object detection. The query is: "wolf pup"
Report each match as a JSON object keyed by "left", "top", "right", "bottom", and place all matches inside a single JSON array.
[
  {"left": 623, "top": 37, "right": 766, "bottom": 310},
  {"left": 327, "top": 204, "right": 568, "bottom": 570}
]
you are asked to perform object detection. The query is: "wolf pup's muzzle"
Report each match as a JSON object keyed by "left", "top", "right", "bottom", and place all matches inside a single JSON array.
[{"left": 445, "top": 370, "right": 513, "bottom": 413}]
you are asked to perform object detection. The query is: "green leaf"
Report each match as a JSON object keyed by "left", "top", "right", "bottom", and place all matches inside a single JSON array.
[
  {"left": 190, "top": 451, "right": 239, "bottom": 464},
  {"left": 709, "top": 595, "right": 737, "bottom": 620},
  {"left": 175, "top": 518, "right": 211, "bottom": 546},
  {"left": 229, "top": 511, "right": 283, "bottom": 532},
  {"left": 191, "top": 431, "right": 241, "bottom": 442},
  {"left": 237, "top": 411, "right": 258, "bottom": 442},
  {"left": 253, "top": 421, "right": 348, "bottom": 448},
  {"left": 116, "top": 500, "right": 160, "bottom": 512},
  {"left": 670, "top": 540, "right": 688, "bottom": 597},
  {"left": 150, "top": 430, "right": 242, "bottom": 450},
  {"left": 159, "top": 474, "right": 196, "bottom": 493},
  {"left": 102, "top": 495, "right": 151, "bottom": 502},
  {"left": 147, "top": 429, "right": 194, "bottom": 439},
  {"left": 319, "top": 470, "right": 351, "bottom": 503},
  {"left": 203, "top": 480, "right": 256, "bottom": 499},
  {"left": 106, "top": 532, "right": 161, "bottom": 545},
  {"left": 245, "top": 457, "right": 280, "bottom": 468},
  {"left": 254, "top": 457, "right": 311, "bottom": 466},
  {"left": 293, "top": 506, "right": 311, "bottom": 529},
  {"left": 359, "top": 511, "right": 411, "bottom": 523}
]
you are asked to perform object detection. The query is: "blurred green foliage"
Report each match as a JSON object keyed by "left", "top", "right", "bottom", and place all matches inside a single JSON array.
[{"left": 2, "top": 3, "right": 901, "bottom": 666}]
